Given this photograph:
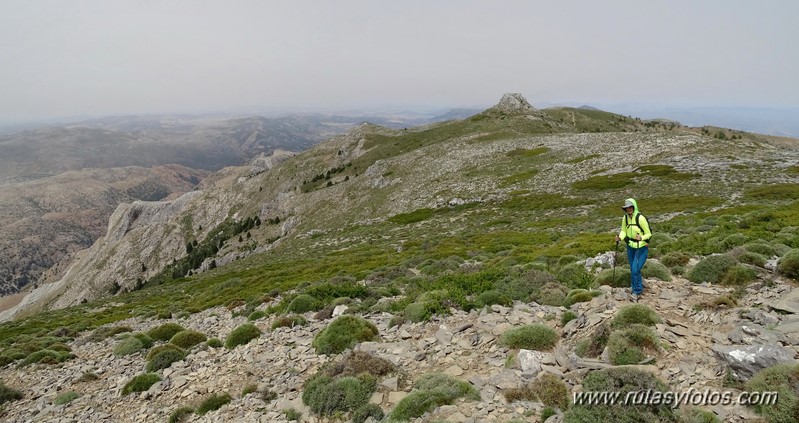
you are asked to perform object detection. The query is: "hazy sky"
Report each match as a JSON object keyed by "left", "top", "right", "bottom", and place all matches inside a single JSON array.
[{"left": 1, "top": 0, "right": 797, "bottom": 122}]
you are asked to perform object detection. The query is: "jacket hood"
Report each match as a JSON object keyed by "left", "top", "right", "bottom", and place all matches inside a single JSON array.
[{"left": 625, "top": 198, "right": 639, "bottom": 214}]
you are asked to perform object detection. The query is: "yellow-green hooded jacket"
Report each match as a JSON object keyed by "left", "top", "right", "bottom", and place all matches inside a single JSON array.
[{"left": 618, "top": 198, "right": 651, "bottom": 248}]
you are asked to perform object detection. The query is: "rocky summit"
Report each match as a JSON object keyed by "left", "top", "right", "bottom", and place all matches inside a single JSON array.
[{"left": 1, "top": 94, "right": 799, "bottom": 423}]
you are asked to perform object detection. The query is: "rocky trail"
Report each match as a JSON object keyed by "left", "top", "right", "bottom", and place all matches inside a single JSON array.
[{"left": 2, "top": 271, "right": 798, "bottom": 423}]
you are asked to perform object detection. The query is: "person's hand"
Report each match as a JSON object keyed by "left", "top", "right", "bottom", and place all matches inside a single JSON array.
[
  {"left": 635, "top": 234, "right": 642, "bottom": 241},
  {"left": 615, "top": 235, "right": 620, "bottom": 242}
]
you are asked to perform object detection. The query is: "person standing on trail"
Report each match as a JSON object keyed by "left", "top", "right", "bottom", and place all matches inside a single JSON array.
[{"left": 615, "top": 198, "right": 651, "bottom": 302}]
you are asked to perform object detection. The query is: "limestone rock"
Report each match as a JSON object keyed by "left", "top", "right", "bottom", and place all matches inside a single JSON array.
[{"left": 711, "top": 344, "right": 796, "bottom": 381}]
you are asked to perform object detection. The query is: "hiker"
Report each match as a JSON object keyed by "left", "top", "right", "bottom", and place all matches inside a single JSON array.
[{"left": 615, "top": 198, "right": 651, "bottom": 302}]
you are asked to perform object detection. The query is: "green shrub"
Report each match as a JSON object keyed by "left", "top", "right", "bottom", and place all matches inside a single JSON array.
[
  {"left": 324, "top": 351, "right": 396, "bottom": 378},
  {"left": 113, "top": 337, "right": 144, "bottom": 356},
  {"left": 168, "top": 406, "right": 194, "bottom": 423},
  {"left": 477, "top": 290, "right": 512, "bottom": 307},
  {"left": 388, "top": 373, "right": 479, "bottom": 421},
  {"left": 302, "top": 374, "right": 376, "bottom": 416},
  {"left": 778, "top": 249, "right": 799, "bottom": 280},
  {"left": 561, "top": 311, "right": 577, "bottom": 326},
  {"left": 660, "top": 251, "right": 691, "bottom": 268},
  {"left": 248, "top": 310, "right": 267, "bottom": 321},
  {"left": 607, "top": 324, "right": 659, "bottom": 365},
  {"left": 207, "top": 338, "right": 222, "bottom": 348},
  {"left": 271, "top": 315, "right": 308, "bottom": 330},
  {"left": 22, "top": 349, "right": 72, "bottom": 366},
  {"left": 242, "top": 384, "right": 258, "bottom": 396},
  {"left": 288, "top": 294, "right": 318, "bottom": 313},
  {"left": 733, "top": 250, "right": 767, "bottom": 267},
  {"left": 595, "top": 268, "right": 631, "bottom": 288},
  {"left": 169, "top": 330, "right": 207, "bottom": 349},
  {"left": 0, "top": 380, "right": 23, "bottom": 404},
  {"left": 557, "top": 255, "right": 580, "bottom": 268},
  {"left": 130, "top": 332, "right": 154, "bottom": 349},
  {"left": 542, "top": 407, "right": 557, "bottom": 421},
  {"left": 78, "top": 372, "right": 99, "bottom": 382},
  {"left": 146, "top": 344, "right": 185, "bottom": 360},
  {"left": 687, "top": 254, "right": 737, "bottom": 284},
  {"left": 531, "top": 373, "right": 569, "bottom": 409},
  {"left": 352, "top": 403, "right": 384, "bottom": 423},
  {"left": 146, "top": 348, "right": 186, "bottom": 372},
  {"left": 612, "top": 304, "right": 660, "bottom": 328},
  {"left": 500, "top": 324, "right": 558, "bottom": 350},
  {"left": 745, "top": 363, "right": 799, "bottom": 423},
  {"left": 641, "top": 261, "right": 671, "bottom": 281},
  {"left": 744, "top": 242, "right": 778, "bottom": 257},
  {"left": 533, "top": 282, "right": 569, "bottom": 306},
  {"left": 564, "top": 367, "right": 674, "bottom": 422},
  {"left": 197, "top": 393, "right": 232, "bottom": 415},
  {"left": 720, "top": 265, "right": 757, "bottom": 286},
  {"left": 721, "top": 233, "right": 748, "bottom": 250},
  {"left": 147, "top": 323, "right": 186, "bottom": 342},
  {"left": 121, "top": 373, "right": 161, "bottom": 396},
  {"left": 402, "top": 302, "right": 428, "bottom": 323},
  {"left": 577, "top": 324, "right": 611, "bottom": 358},
  {"left": 225, "top": 324, "right": 262, "bottom": 349},
  {"left": 312, "top": 316, "right": 379, "bottom": 355},
  {"left": 54, "top": 391, "right": 80, "bottom": 405},
  {"left": 564, "top": 289, "right": 600, "bottom": 306},
  {"left": 89, "top": 326, "right": 132, "bottom": 342},
  {"left": 557, "top": 263, "right": 593, "bottom": 289},
  {"left": 284, "top": 408, "right": 301, "bottom": 421}
]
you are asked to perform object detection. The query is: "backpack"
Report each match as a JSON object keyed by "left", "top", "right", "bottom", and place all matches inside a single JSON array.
[{"left": 625, "top": 213, "right": 652, "bottom": 244}]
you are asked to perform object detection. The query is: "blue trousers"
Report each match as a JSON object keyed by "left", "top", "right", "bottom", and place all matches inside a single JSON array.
[{"left": 626, "top": 245, "right": 649, "bottom": 295}]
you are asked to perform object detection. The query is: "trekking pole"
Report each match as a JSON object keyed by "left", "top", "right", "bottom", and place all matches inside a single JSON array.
[{"left": 612, "top": 240, "right": 619, "bottom": 284}]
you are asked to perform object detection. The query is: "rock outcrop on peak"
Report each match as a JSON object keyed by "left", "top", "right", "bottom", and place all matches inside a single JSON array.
[{"left": 491, "top": 93, "right": 537, "bottom": 114}]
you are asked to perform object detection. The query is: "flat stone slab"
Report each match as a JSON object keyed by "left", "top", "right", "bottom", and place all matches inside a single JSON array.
[{"left": 712, "top": 344, "right": 796, "bottom": 381}]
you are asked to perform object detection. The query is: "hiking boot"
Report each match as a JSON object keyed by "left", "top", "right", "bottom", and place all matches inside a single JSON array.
[{"left": 630, "top": 293, "right": 639, "bottom": 303}]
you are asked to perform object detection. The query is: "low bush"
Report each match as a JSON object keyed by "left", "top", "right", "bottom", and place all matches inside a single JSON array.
[
  {"left": 687, "top": 254, "right": 737, "bottom": 284},
  {"left": 641, "top": 261, "right": 671, "bottom": 281},
  {"left": 778, "top": 249, "right": 799, "bottom": 280},
  {"left": 170, "top": 330, "right": 207, "bottom": 349},
  {"left": 731, "top": 248, "right": 767, "bottom": 268},
  {"left": 388, "top": 373, "right": 479, "bottom": 421},
  {"left": 121, "top": 373, "right": 161, "bottom": 396},
  {"left": 271, "top": 315, "right": 308, "bottom": 330},
  {"left": 721, "top": 233, "right": 748, "bottom": 250},
  {"left": 302, "top": 374, "right": 376, "bottom": 416},
  {"left": 248, "top": 310, "right": 266, "bottom": 321},
  {"left": 477, "top": 290, "right": 512, "bottom": 307},
  {"left": 720, "top": 265, "right": 757, "bottom": 286},
  {"left": 677, "top": 407, "right": 721, "bottom": 423},
  {"left": 287, "top": 294, "right": 318, "bottom": 313},
  {"left": 505, "top": 373, "right": 569, "bottom": 410},
  {"left": 130, "top": 332, "right": 154, "bottom": 349},
  {"left": 500, "top": 324, "right": 558, "bottom": 350},
  {"left": 324, "top": 351, "right": 395, "bottom": 378},
  {"left": 351, "top": 403, "right": 384, "bottom": 423},
  {"left": 168, "top": 406, "right": 194, "bottom": 423},
  {"left": 745, "top": 363, "right": 799, "bottom": 423},
  {"left": 660, "top": 251, "right": 691, "bottom": 268},
  {"left": 113, "top": 337, "right": 145, "bottom": 357},
  {"left": 564, "top": 367, "right": 674, "bottom": 422},
  {"left": 88, "top": 326, "right": 132, "bottom": 342},
  {"left": 564, "top": 289, "right": 601, "bottom": 306},
  {"left": 612, "top": 304, "right": 660, "bottom": 328},
  {"left": 0, "top": 380, "right": 23, "bottom": 405},
  {"left": 54, "top": 391, "right": 80, "bottom": 405},
  {"left": 557, "top": 263, "right": 593, "bottom": 290},
  {"left": 147, "top": 323, "right": 186, "bottom": 342},
  {"left": 146, "top": 348, "right": 186, "bottom": 372},
  {"left": 206, "top": 338, "right": 222, "bottom": 348},
  {"left": 313, "top": 305, "right": 336, "bottom": 320},
  {"left": 595, "top": 268, "right": 631, "bottom": 288},
  {"left": 533, "top": 282, "right": 569, "bottom": 306},
  {"left": 146, "top": 344, "right": 185, "bottom": 360},
  {"left": 225, "top": 324, "right": 262, "bottom": 349},
  {"left": 607, "top": 324, "right": 660, "bottom": 365},
  {"left": 744, "top": 242, "right": 778, "bottom": 257},
  {"left": 197, "top": 393, "right": 232, "bottom": 415},
  {"left": 22, "top": 349, "right": 73, "bottom": 366},
  {"left": 312, "top": 316, "right": 378, "bottom": 355},
  {"left": 561, "top": 311, "right": 577, "bottom": 326}
]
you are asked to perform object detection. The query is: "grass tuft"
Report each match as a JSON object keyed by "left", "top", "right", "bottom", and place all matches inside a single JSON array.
[{"left": 500, "top": 324, "right": 558, "bottom": 350}]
